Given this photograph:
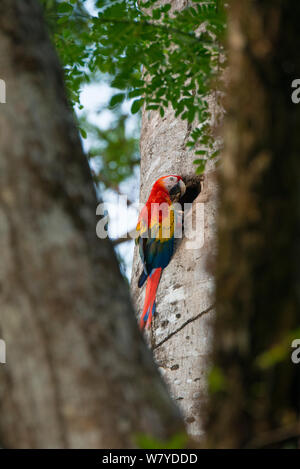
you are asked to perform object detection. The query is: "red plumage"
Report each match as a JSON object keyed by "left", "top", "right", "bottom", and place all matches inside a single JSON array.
[{"left": 136, "top": 175, "right": 185, "bottom": 330}]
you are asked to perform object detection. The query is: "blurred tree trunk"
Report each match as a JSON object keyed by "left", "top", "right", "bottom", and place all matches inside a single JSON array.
[
  {"left": 131, "top": 0, "right": 221, "bottom": 438},
  {"left": 205, "top": 0, "right": 300, "bottom": 448},
  {"left": 0, "top": 0, "right": 183, "bottom": 448}
]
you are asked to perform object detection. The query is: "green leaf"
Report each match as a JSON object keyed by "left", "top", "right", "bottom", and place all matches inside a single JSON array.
[
  {"left": 194, "top": 158, "right": 206, "bottom": 174},
  {"left": 211, "top": 149, "right": 220, "bottom": 159},
  {"left": 131, "top": 98, "right": 144, "bottom": 114},
  {"left": 161, "top": 4, "right": 171, "bottom": 13},
  {"left": 128, "top": 88, "right": 143, "bottom": 99},
  {"left": 57, "top": 2, "right": 73, "bottom": 13},
  {"left": 109, "top": 93, "right": 125, "bottom": 108},
  {"left": 79, "top": 127, "right": 87, "bottom": 139},
  {"left": 152, "top": 9, "right": 162, "bottom": 20}
]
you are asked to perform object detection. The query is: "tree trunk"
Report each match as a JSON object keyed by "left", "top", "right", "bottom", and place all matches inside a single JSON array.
[
  {"left": 0, "top": 0, "right": 183, "bottom": 449},
  {"left": 205, "top": 0, "right": 300, "bottom": 448},
  {"left": 131, "top": 0, "right": 220, "bottom": 439}
]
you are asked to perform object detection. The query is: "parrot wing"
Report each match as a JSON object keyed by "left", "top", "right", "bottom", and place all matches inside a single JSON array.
[{"left": 136, "top": 195, "right": 176, "bottom": 287}]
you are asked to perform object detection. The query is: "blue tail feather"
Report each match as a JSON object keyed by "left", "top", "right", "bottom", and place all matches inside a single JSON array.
[{"left": 138, "top": 270, "right": 148, "bottom": 288}]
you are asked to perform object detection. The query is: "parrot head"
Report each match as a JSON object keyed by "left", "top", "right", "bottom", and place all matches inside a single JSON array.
[{"left": 153, "top": 175, "right": 186, "bottom": 201}]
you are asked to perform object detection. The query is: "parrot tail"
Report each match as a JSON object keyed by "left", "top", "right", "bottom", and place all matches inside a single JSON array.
[
  {"left": 139, "top": 268, "right": 162, "bottom": 330},
  {"left": 138, "top": 270, "right": 148, "bottom": 288}
]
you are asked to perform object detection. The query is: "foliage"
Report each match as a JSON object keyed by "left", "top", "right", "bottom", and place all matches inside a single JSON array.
[
  {"left": 40, "top": 0, "right": 93, "bottom": 105},
  {"left": 208, "top": 365, "right": 227, "bottom": 393},
  {"left": 256, "top": 328, "right": 300, "bottom": 370},
  {"left": 40, "top": 0, "right": 226, "bottom": 177},
  {"left": 82, "top": 110, "right": 140, "bottom": 189},
  {"left": 40, "top": 0, "right": 140, "bottom": 190},
  {"left": 135, "top": 431, "right": 188, "bottom": 449}
]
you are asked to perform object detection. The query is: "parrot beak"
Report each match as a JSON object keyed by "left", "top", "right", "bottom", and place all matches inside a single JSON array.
[
  {"left": 169, "top": 179, "right": 186, "bottom": 200},
  {"left": 179, "top": 179, "right": 186, "bottom": 197}
]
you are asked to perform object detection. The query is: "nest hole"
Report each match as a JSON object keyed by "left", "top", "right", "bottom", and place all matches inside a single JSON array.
[{"left": 179, "top": 174, "right": 203, "bottom": 210}]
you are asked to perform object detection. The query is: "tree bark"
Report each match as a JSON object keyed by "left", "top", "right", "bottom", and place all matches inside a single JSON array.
[
  {"left": 131, "top": 0, "right": 220, "bottom": 438},
  {"left": 205, "top": 0, "right": 300, "bottom": 448},
  {"left": 0, "top": 0, "right": 183, "bottom": 448}
]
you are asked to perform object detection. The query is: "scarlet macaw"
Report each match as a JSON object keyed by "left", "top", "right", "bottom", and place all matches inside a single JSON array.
[{"left": 136, "top": 175, "right": 186, "bottom": 330}]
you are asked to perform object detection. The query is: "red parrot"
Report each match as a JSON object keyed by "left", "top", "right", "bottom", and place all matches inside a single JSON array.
[{"left": 136, "top": 175, "right": 186, "bottom": 330}]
